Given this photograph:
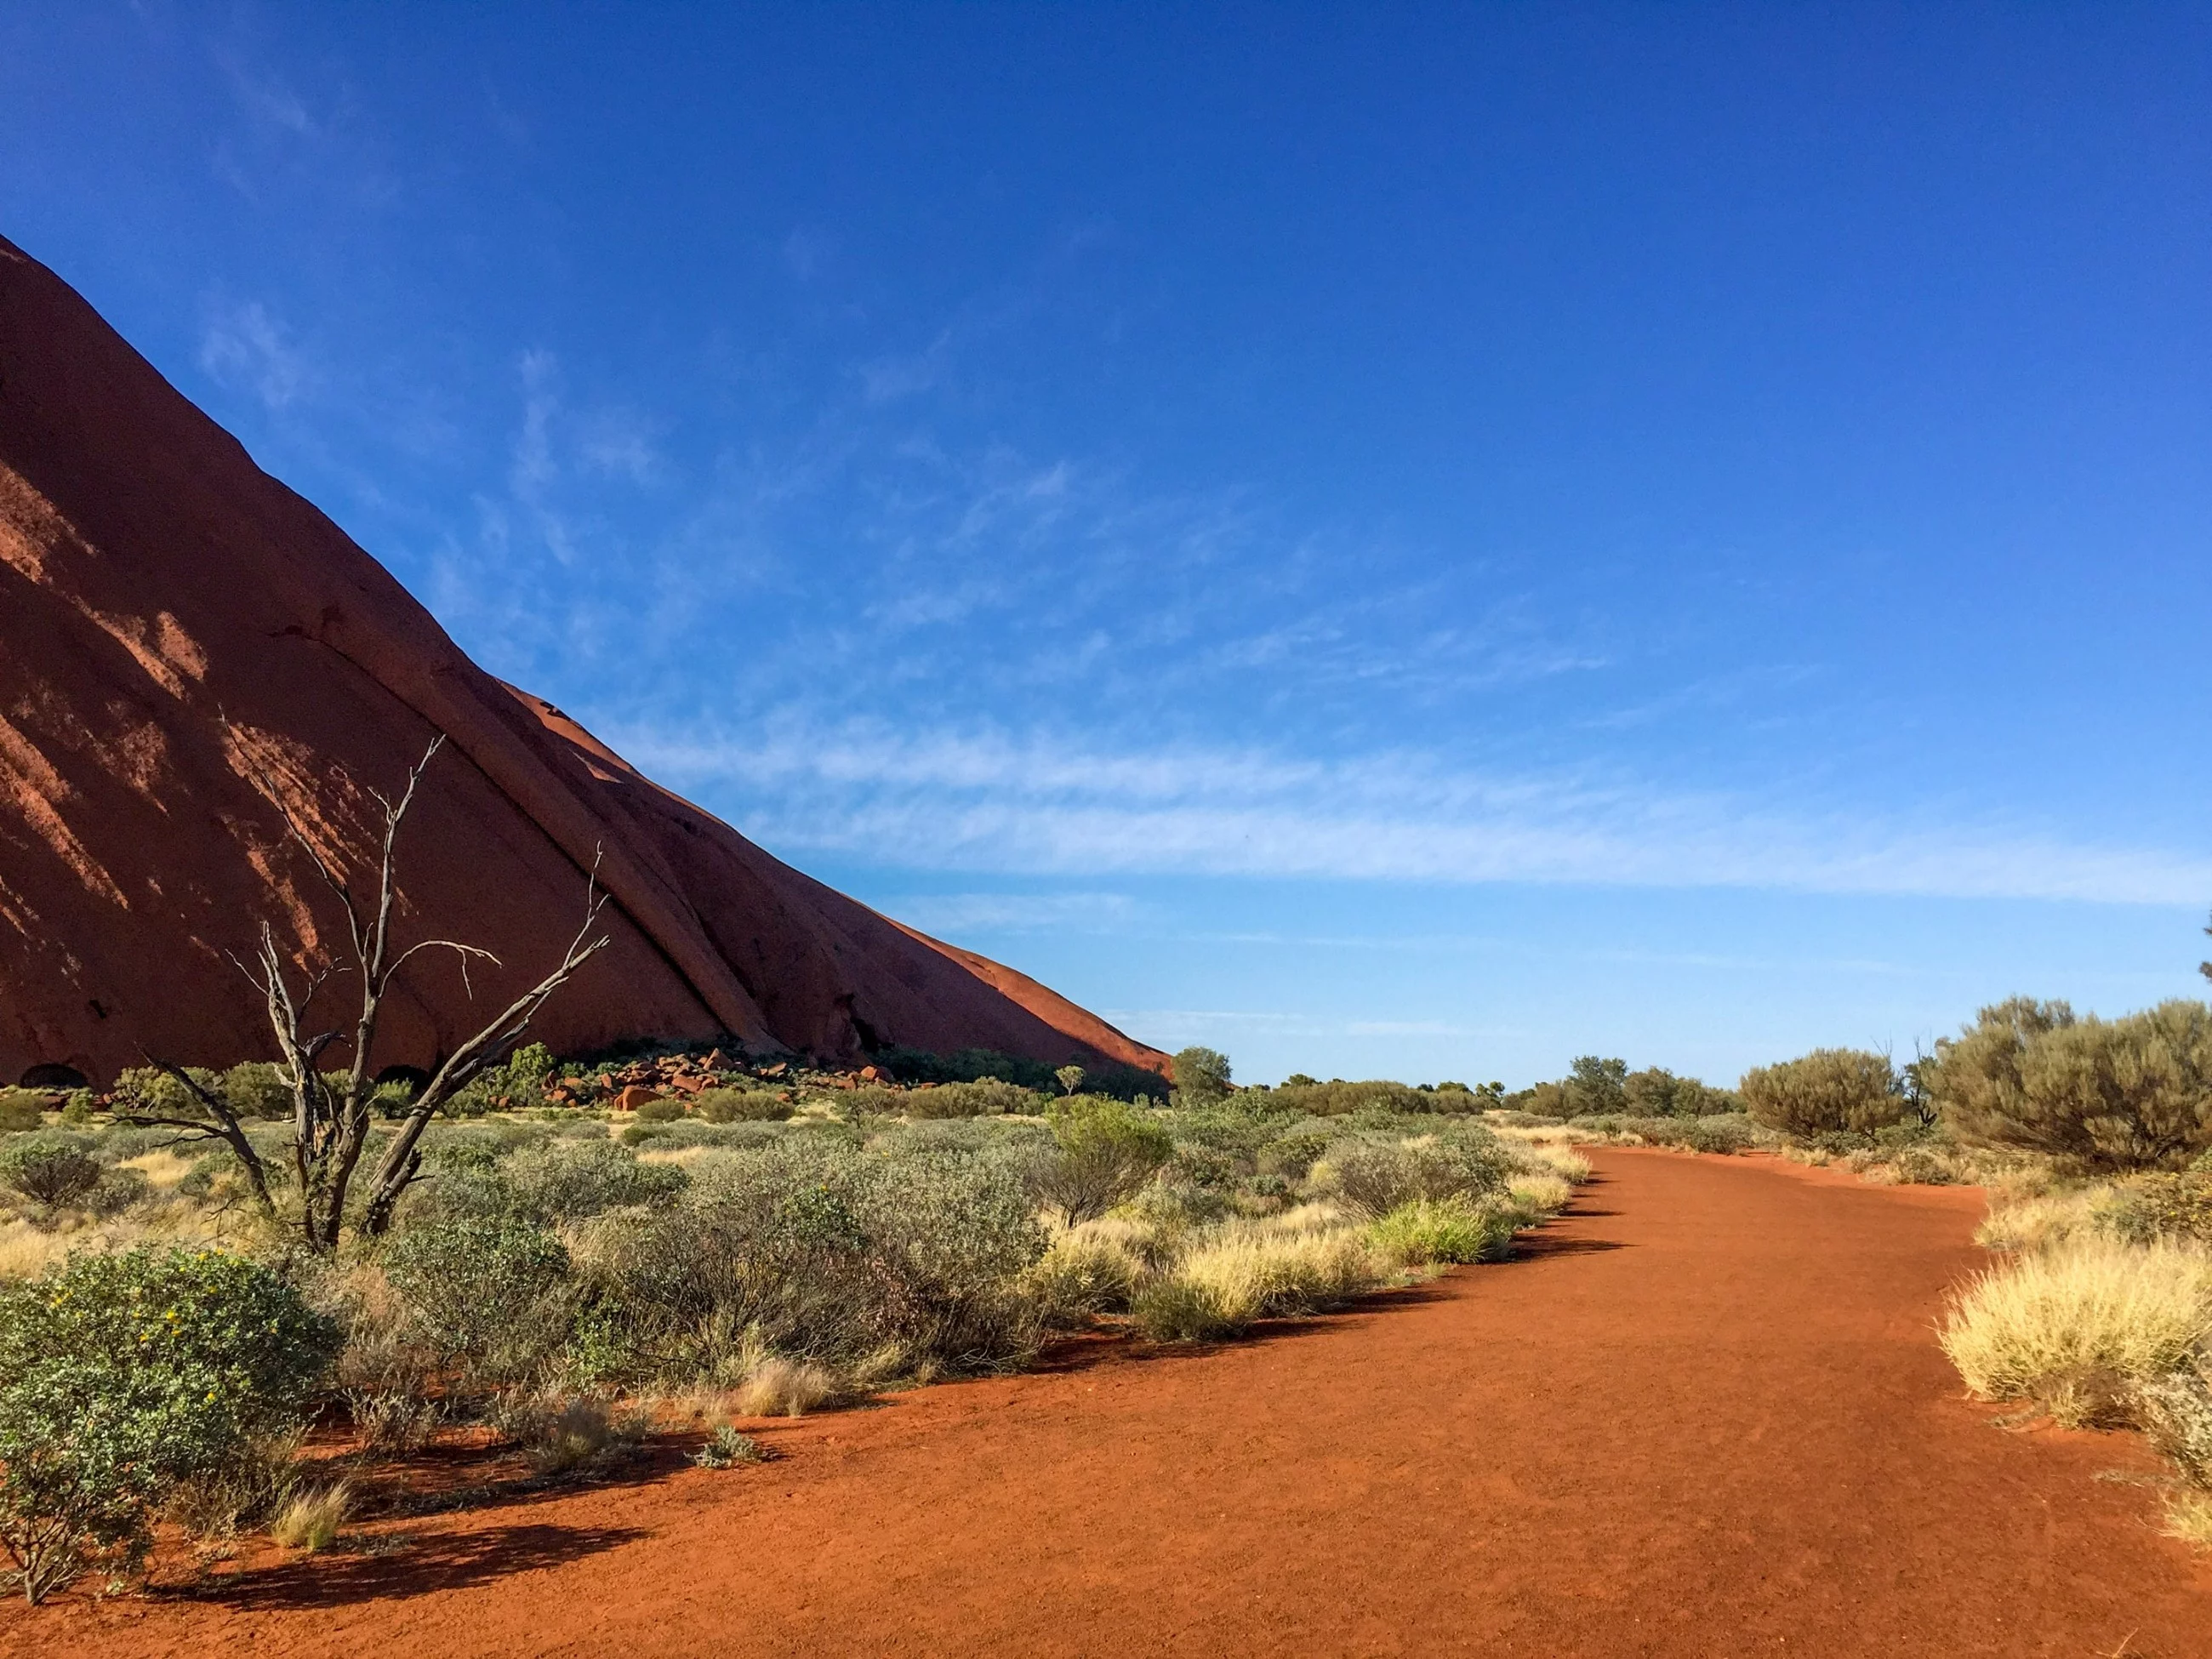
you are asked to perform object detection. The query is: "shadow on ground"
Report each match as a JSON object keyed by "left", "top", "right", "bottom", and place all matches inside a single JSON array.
[{"left": 162, "top": 1522, "right": 650, "bottom": 1611}]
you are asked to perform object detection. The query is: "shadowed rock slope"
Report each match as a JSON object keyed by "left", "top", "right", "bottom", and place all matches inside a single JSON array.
[{"left": 0, "top": 235, "right": 1166, "bottom": 1086}]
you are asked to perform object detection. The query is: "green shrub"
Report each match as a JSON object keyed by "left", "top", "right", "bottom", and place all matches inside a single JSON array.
[
  {"left": 576, "top": 1138, "right": 1046, "bottom": 1380},
  {"left": 903, "top": 1079, "right": 1042, "bottom": 1119},
  {"left": 2100, "top": 1174, "right": 2212, "bottom": 1246},
  {"left": 1933, "top": 999, "right": 2212, "bottom": 1171},
  {"left": 0, "top": 1092, "right": 47, "bottom": 1133},
  {"left": 1171, "top": 1047, "right": 1234, "bottom": 1106},
  {"left": 218, "top": 1063, "right": 294, "bottom": 1121},
  {"left": 1261, "top": 1079, "right": 1482, "bottom": 1117},
  {"left": 1741, "top": 1048, "right": 1903, "bottom": 1137},
  {"left": 381, "top": 1217, "right": 572, "bottom": 1381},
  {"left": 0, "top": 1135, "right": 101, "bottom": 1206},
  {"left": 1312, "top": 1135, "right": 1508, "bottom": 1220},
  {"left": 695, "top": 1088, "right": 792, "bottom": 1123},
  {"left": 0, "top": 1247, "right": 338, "bottom": 1602},
  {"left": 1370, "top": 1196, "right": 1516, "bottom": 1264},
  {"left": 505, "top": 1141, "right": 689, "bottom": 1223},
  {"left": 632, "top": 1097, "right": 687, "bottom": 1123},
  {"left": 1031, "top": 1097, "right": 1175, "bottom": 1225}
]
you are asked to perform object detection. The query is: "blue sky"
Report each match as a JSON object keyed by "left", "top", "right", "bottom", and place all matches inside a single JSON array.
[{"left": 7, "top": 3, "right": 2212, "bottom": 1086}]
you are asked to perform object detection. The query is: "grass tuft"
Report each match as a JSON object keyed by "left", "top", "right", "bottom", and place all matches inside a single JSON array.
[
  {"left": 734, "top": 1357, "right": 838, "bottom": 1418},
  {"left": 1938, "top": 1239, "right": 2212, "bottom": 1405},
  {"left": 268, "top": 1483, "right": 351, "bottom": 1552}
]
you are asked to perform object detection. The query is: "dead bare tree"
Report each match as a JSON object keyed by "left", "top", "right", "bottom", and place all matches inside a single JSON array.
[{"left": 126, "top": 734, "right": 611, "bottom": 1251}]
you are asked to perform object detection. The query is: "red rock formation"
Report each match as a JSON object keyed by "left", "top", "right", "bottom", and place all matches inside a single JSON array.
[{"left": 0, "top": 236, "right": 1167, "bottom": 1086}]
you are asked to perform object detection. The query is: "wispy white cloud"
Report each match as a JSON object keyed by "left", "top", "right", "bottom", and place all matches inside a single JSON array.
[
  {"left": 198, "top": 301, "right": 310, "bottom": 409},
  {"left": 615, "top": 718, "right": 2212, "bottom": 906}
]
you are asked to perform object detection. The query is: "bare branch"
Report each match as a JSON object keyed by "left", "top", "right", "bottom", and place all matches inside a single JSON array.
[{"left": 115, "top": 1056, "right": 277, "bottom": 1219}]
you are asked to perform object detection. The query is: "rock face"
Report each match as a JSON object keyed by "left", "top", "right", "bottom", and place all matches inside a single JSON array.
[{"left": 0, "top": 236, "right": 1167, "bottom": 1086}]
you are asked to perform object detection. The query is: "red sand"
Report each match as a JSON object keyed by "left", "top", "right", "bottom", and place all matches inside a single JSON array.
[
  {"left": 12, "top": 1150, "right": 2208, "bottom": 1656},
  {"left": 0, "top": 235, "right": 1164, "bottom": 1083}
]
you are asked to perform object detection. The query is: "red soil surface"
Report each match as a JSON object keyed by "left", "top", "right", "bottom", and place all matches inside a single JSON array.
[
  {"left": 12, "top": 1150, "right": 2208, "bottom": 1657},
  {"left": 0, "top": 236, "right": 1165, "bottom": 1084}
]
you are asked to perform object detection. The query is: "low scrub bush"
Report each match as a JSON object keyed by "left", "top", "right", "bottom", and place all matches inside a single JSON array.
[
  {"left": 2135, "top": 1362, "right": 2212, "bottom": 1488},
  {"left": 1031, "top": 1097, "right": 1174, "bottom": 1225},
  {"left": 0, "top": 1247, "right": 338, "bottom": 1602},
  {"left": 1311, "top": 1135, "right": 1508, "bottom": 1221},
  {"left": 1932, "top": 998, "right": 2212, "bottom": 1171},
  {"left": 578, "top": 1137, "right": 1048, "bottom": 1382},
  {"left": 692, "top": 1425, "right": 766, "bottom": 1468},
  {"left": 381, "top": 1217, "right": 573, "bottom": 1384},
  {"left": 632, "top": 1097, "right": 687, "bottom": 1123},
  {"left": 0, "top": 1134, "right": 101, "bottom": 1207},
  {"left": 493, "top": 1391, "right": 644, "bottom": 1475},
  {"left": 1261, "top": 1079, "right": 1483, "bottom": 1117},
  {"left": 1370, "top": 1196, "right": 1515, "bottom": 1265},
  {"left": 2100, "top": 1174, "right": 2212, "bottom": 1246},
  {"left": 0, "top": 1092, "right": 48, "bottom": 1132},
  {"left": 695, "top": 1088, "right": 792, "bottom": 1123},
  {"left": 1938, "top": 1238, "right": 2212, "bottom": 1414},
  {"left": 1742, "top": 1049, "right": 1904, "bottom": 1137},
  {"left": 904, "top": 1079, "right": 1044, "bottom": 1119}
]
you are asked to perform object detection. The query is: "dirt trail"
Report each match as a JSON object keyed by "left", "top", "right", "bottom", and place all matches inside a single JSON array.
[{"left": 12, "top": 1151, "right": 2209, "bottom": 1657}]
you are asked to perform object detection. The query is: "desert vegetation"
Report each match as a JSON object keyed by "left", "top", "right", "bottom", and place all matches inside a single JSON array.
[{"left": 0, "top": 1040, "right": 1583, "bottom": 1604}]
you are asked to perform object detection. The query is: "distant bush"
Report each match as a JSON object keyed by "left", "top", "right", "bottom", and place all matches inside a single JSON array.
[
  {"left": 1369, "top": 1196, "right": 1515, "bottom": 1265},
  {"left": 1262, "top": 1080, "right": 1483, "bottom": 1117},
  {"left": 1622, "top": 1115, "right": 1759, "bottom": 1155},
  {"left": 0, "top": 1134, "right": 101, "bottom": 1206},
  {"left": 904, "top": 1079, "right": 1043, "bottom": 1120},
  {"left": 632, "top": 1097, "right": 687, "bottom": 1123},
  {"left": 502, "top": 1141, "right": 689, "bottom": 1224},
  {"left": 695, "top": 1088, "right": 792, "bottom": 1123},
  {"left": 1932, "top": 998, "right": 2212, "bottom": 1171},
  {"left": 1031, "top": 1097, "right": 1174, "bottom": 1225},
  {"left": 1623, "top": 1067, "right": 1742, "bottom": 1117},
  {"left": 1171, "top": 1047, "right": 1234, "bottom": 1106},
  {"left": 0, "top": 1247, "right": 338, "bottom": 1602},
  {"left": 1741, "top": 1048, "right": 1904, "bottom": 1137}
]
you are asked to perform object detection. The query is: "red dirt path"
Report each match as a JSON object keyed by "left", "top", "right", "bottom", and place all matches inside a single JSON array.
[{"left": 11, "top": 1150, "right": 2209, "bottom": 1657}]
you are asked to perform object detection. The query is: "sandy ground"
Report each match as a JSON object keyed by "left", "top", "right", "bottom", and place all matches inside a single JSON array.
[{"left": 9, "top": 1149, "right": 2209, "bottom": 1657}]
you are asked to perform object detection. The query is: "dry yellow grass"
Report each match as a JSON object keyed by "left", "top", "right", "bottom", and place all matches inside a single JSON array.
[
  {"left": 1508, "top": 1173, "right": 1572, "bottom": 1216},
  {"left": 2162, "top": 1488, "right": 2212, "bottom": 1548},
  {"left": 269, "top": 1483, "right": 351, "bottom": 1551},
  {"left": 1938, "top": 1238, "right": 2212, "bottom": 1402},
  {"left": 1166, "top": 1219, "right": 1381, "bottom": 1325},
  {"left": 735, "top": 1356, "right": 838, "bottom": 1417},
  {"left": 1974, "top": 1185, "right": 2117, "bottom": 1253}
]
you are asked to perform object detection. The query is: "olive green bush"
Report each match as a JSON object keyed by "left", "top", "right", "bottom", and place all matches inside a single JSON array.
[
  {"left": 574, "top": 1137, "right": 1048, "bottom": 1382},
  {"left": 694, "top": 1087, "right": 793, "bottom": 1122},
  {"left": 1030, "top": 1097, "right": 1174, "bottom": 1225},
  {"left": 902, "top": 1079, "right": 1044, "bottom": 1119},
  {"left": 1171, "top": 1046, "right": 1234, "bottom": 1105},
  {"left": 380, "top": 1217, "right": 573, "bottom": 1383},
  {"left": 1932, "top": 998, "right": 2212, "bottom": 1171},
  {"left": 0, "top": 1135, "right": 102, "bottom": 1207},
  {"left": 1310, "top": 1133, "right": 1508, "bottom": 1221},
  {"left": 1740, "top": 1048, "right": 1904, "bottom": 1137},
  {"left": 0, "top": 1247, "right": 337, "bottom": 1603},
  {"left": 0, "top": 1092, "right": 48, "bottom": 1133}
]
